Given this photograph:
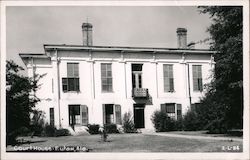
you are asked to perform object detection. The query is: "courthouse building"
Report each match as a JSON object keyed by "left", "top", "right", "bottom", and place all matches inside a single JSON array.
[{"left": 20, "top": 23, "right": 215, "bottom": 133}]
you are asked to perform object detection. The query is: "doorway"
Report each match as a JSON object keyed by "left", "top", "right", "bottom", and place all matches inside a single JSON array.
[{"left": 133, "top": 104, "right": 145, "bottom": 128}]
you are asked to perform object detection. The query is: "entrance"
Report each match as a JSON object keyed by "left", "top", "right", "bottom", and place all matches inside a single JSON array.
[
  {"left": 134, "top": 104, "right": 145, "bottom": 128},
  {"left": 69, "top": 105, "right": 80, "bottom": 130}
]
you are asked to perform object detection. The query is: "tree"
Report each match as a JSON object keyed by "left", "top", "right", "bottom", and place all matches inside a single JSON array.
[
  {"left": 6, "top": 60, "right": 43, "bottom": 144},
  {"left": 197, "top": 6, "right": 243, "bottom": 133}
]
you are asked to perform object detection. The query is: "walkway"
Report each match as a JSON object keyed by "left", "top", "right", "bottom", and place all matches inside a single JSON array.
[{"left": 142, "top": 132, "right": 243, "bottom": 142}]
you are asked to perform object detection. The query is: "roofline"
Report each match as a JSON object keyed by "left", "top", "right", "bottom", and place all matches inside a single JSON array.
[
  {"left": 19, "top": 53, "right": 49, "bottom": 58},
  {"left": 43, "top": 44, "right": 216, "bottom": 54}
]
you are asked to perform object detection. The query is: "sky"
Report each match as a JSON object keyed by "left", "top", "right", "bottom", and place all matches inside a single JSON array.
[{"left": 6, "top": 6, "right": 212, "bottom": 69}]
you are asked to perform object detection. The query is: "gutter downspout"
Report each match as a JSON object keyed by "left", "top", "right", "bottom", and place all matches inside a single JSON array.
[
  {"left": 187, "top": 63, "right": 192, "bottom": 106},
  {"left": 55, "top": 49, "right": 62, "bottom": 128}
]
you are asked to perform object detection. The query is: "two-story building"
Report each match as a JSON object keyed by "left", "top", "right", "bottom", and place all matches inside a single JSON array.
[{"left": 20, "top": 23, "right": 215, "bottom": 134}]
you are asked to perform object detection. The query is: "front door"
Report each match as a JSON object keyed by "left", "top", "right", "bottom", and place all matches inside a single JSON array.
[
  {"left": 134, "top": 104, "right": 145, "bottom": 128},
  {"left": 69, "top": 105, "right": 80, "bottom": 130}
]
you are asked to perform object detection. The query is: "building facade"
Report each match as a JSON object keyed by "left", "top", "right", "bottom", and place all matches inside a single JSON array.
[{"left": 20, "top": 23, "right": 215, "bottom": 133}]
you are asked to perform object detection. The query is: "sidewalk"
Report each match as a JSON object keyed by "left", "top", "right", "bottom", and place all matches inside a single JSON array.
[{"left": 142, "top": 132, "right": 243, "bottom": 142}]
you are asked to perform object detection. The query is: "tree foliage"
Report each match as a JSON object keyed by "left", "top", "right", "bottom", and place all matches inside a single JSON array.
[
  {"left": 197, "top": 6, "right": 243, "bottom": 132},
  {"left": 6, "top": 60, "right": 43, "bottom": 144}
]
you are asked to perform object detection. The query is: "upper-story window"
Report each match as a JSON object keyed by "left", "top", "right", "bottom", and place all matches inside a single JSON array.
[
  {"left": 132, "top": 64, "right": 143, "bottom": 89},
  {"left": 101, "top": 63, "right": 113, "bottom": 92},
  {"left": 62, "top": 63, "right": 80, "bottom": 92},
  {"left": 163, "top": 64, "right": 174, "bottom": 92},
  {"left": 192, "top": 65, "right": 203, "bottom": 91}
]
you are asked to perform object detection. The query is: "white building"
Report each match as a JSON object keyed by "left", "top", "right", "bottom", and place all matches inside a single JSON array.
[{"left": 20, "top": 23, "right": 215, "bottom": 133}]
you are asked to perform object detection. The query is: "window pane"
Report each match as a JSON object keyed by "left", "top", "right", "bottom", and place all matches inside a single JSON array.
[
  {"left": 67, "top": 63, "right": 74, "bottom": 77},
  {"left": 193, "top": 65, "right": 202, "bottom": 91},
  {"left": 75, "top": 78, "right": 79, "bottom": 91},
  {"left": 68, "top": 78, "right": 75, "bottom": 91},
  {"left": 163, "top": 64, "right": 174, "bottom": 92},
  {"left": 74, "top": 63, "right": 79, "bottom": 77},
  {"left": 62, "top": 78, "right": 68, "bottom": 91},
  {"left": 101, "top": 63, "right": 112, "bottom": 92}
]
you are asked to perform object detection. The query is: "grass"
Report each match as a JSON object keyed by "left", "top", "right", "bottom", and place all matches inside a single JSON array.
[{"left": 7, "top": 133, "right": 243, "bottom": 152}]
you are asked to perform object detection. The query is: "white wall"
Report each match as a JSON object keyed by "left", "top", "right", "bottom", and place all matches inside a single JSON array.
[{"left": 28, "top": 49, "right": 214, "bottom": 129}]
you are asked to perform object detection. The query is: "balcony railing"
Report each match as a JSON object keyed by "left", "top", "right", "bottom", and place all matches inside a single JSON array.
[{"left": 132, "top": 88, "right": 149, "bottom": 98}]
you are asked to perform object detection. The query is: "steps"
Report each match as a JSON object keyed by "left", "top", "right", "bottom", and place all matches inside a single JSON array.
[{"left": 66, "top": 126, "right": 90, "bottom": 136}]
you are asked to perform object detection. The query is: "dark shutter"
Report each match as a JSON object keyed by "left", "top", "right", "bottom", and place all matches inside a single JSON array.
[
  {"left": 81, "top": 105, "right": 88, "bottom": 126},
  {"left": 49, "top": 108, "right": 54, "bottom": 126},
  {"left": 102, "top": 104, "right": 106, "bottom": 125},
  {"left": 177, "top": 104, "right": 182, "bottom": 120},
  {"left": 115, "top": 105, "right": 122, "bottom": 125},
  {"left": 160, "top": 104, "right": 166, "bottom": 113}
]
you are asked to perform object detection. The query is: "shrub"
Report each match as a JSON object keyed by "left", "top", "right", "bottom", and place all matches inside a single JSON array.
[
  {"left": 104, "top": 124, "right": 118, "bottom": 133},
  {"left": 122, "top": 112, "right": 137, "bottom": 133},
  {"left": 30, "top": 110, "right": 45, "bottom": 136},
  {"left": 183, "top": 109, "right": 201, "bottom": 131},
  {"left": 151, "top": 111, "right": 176, "bottom": 132},
  {"left": 175, "top": 118, "right": 184, "bottom": 131},
  {"left": 55, "top": 129, "right": 70, "bottom": 137},
  {"left": 87, "top": 124, "right": 100, "bottom": 134},
  {"left": 42, "top": 123, "right": 56, "bottom": 137}
]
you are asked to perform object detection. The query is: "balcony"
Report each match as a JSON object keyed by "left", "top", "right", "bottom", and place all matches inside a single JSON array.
[{"left": 132, "top": 88, "right": 149, "bottom": 98}]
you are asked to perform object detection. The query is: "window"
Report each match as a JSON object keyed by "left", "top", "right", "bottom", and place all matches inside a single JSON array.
[
  {"left": 163, "top": 64, "right": 174, "bottom": 92},
  {"left": 69, "top": 105, "right": 88, "bottom": 126},
  {"left": 62, "top": 63, "right": 80, "bottom": 92},
  {"left": 101, "top": 63, "right": 113, "bottom": 92},
  {"left": 103, "top": 104, "right": 122, "bottom": 125},
  {"left": 192, "top": 65, "right": 203, "bottom": 91},
  {"left": 161, "top": 103, "right": 182, "bottom": 120},
  {"left": 132, "top": 64, "right": 143, "bottom": 89},
  {"left": 49, "top": 108, "right": 54, "bottom": 126}
]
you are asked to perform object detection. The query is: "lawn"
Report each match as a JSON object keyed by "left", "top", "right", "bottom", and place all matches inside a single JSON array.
[{"left": 6, "top": 133, "right": 243, "bottom": 152}]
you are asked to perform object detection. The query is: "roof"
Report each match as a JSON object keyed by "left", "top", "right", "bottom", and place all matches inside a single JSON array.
[
  {"left": 43, "top": 44, "right": 216, "bottom": 54},
  {"left": 19, "top": 53, "right": 49, "bottom": 58}
]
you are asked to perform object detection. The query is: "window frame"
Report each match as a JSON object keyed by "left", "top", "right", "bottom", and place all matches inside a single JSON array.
[
  {"left": 101, "top": 63, "right": 113, "bottom": 92},
  {"left": 163, "top": 64, "right": 175, "bottom": 92},
  {"left": 62, "top": 63, "right": 80, "bottom": 92},
  {"left": 192, "top": 65, "right": 203, "bottom": 92}
]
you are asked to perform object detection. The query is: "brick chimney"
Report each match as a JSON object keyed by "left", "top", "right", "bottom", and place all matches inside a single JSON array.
[
  {"left": 82, "top": 23, "right": 93, "bottom": 46},
  {"left": 176, "top": 28, "right": 187, "bottom": 49}
]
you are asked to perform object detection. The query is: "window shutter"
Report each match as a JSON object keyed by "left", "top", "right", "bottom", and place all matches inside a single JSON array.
[
  {"left": 81, "top": 105, "right": 88, "bottom": 126},
  {"left": 62, "top": 78, "right": 68, "bottom": 92},
  {"left": 115, "top": 105, "right": 122, "bottom": 125},
  {"left": 177, "top": 104, "right": 182, "bottom": 120},
  {"left": 160, "top": 104, "right": 166, "bottom": 113},
  {"left": 102, "top": 104, "right": 106, "bottom": 125}
]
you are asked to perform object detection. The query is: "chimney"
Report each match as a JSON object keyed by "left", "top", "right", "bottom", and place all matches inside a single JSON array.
[
  {"left": 82, "top": 23, "right": 93, "bottom": 46},
  {"left": 176, "top": 28, "right": 187, "bottom": 49}
]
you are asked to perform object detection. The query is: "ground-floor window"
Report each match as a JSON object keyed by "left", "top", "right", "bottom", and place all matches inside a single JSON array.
[
  {"left": 49, "top": 108, "right": 54, "bottom": 126},
  {"left": 161, "top": 103, "right": 182, "bottom": 120},
  {"left": 69, "top": 105, "right": 88, "bottom": 126},
  {"left": 103, "top": 104, "right": 122, "bottom": 125},
  {"left": 191, "top": 103, "right": 201, "bottom": 111}
]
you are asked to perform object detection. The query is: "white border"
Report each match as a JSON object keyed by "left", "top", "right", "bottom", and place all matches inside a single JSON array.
[{"left": 1, "top": 1, "right": 249, "bottom": 160}]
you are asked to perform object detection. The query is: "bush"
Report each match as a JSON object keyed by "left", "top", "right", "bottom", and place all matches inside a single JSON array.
[
  {"left": 183, "top": 109, "right": 201, "bottom": 131},
  {"left": 87, "top": 124, "right": 100, "bottom": 134},
  {"left": 30, "top": 110, "right": 45, "bottom": 136},
  {"left": 55, "top": 129, "right": 70, "bottom": 137},
  {"left": 151, "top": 111, "right": 176, "bottom": 132},
  {"left": 42, "top": 123, "right": 56, "bottom": 137},
  {"left": 175, "top": 118, "right": 184, "bottom": 131},
  {"left": 104, "top": 124, "right": 118, "bottom": 133},
  {"left": 122, "top": 112, "right": 137, "bottom": 133}
]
